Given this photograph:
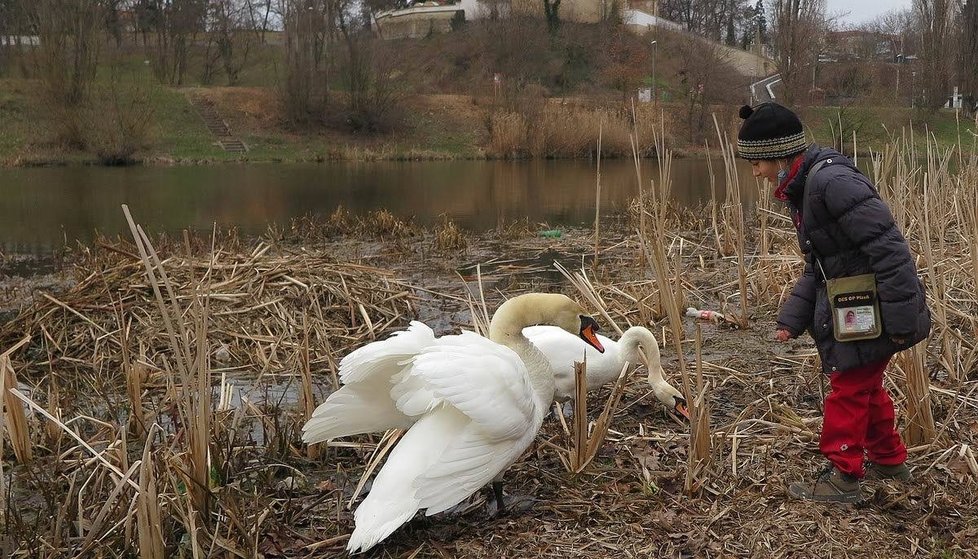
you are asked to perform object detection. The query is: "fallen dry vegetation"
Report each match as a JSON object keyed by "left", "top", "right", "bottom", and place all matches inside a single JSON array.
[{"left": 1, "top": 133, "right": 977, "bottom": 558}]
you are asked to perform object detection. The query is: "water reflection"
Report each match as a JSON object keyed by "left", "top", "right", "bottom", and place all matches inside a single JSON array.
[{"left": 0, "top": 158, "right": 761, "bottom": 253}]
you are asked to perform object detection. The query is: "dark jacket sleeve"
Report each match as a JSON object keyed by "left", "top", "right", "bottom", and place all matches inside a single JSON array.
[
  {"left": 822, "top": 172, "right": 922, "bottom": 337},
  {"left": 777, "top": 254, "right": 817, "bottom": 335}
]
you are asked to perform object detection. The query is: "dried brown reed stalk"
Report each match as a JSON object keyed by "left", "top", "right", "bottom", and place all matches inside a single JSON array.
[
  {"left": 896, "top": 344, "right": 936, "bottom": 446},
  {"left": 45, "top": 372, "right": 62, "bottom": 445},
  {"left": 1, "top": 339, "right": 33, "bottom": 464},
  {"left": 712, "top": 114, "right": 749, "bottom": 328},
  {"left": 558, "top": 361, "right": 631, "bottom": 474},
  {"left": 349, "top": 429, "right": 404, "bottom": 507},
  {"left": 630, "top": 131, "right": 648, "bottom": 269},
  {"left": 593, "top": 124, "right": 602, "bottom": 276},
  {"left": 123, "top": 205, "right": 213, "bottom": 529},
  {"left": 127, "top": 361, "right": 151, "bottom": 440},
  {"left": 684, "top": 325, "right": 711, "bottom": 494},
  {"left": 434, "top": 215, "right": 467, "bottom": 252},
  {"left": 919, "top": 142, "right": 957, "bottom": 380},
  {"left": 637, "top": 233, "right": 712, "bottom": 494},
  {"left": 755, "top": 175, "right": 774, "bottom": 298},
  {"left": 554, "top": 262, "right": 623, "bottom": 337},
  {"left": 570, "top": 361, "right": 588, "bottom": 469},
  {"left": 300, "top": 314, "right": 320, "bottom": 460},
  {"left": 548, "top": 260, "right": 632, "bottom": 473},
  {"left": 137, "top": 424, "right": 165, "bottom": 559},
  {"left": 10, "top": 387, "right": 140, "bottom": 490}
]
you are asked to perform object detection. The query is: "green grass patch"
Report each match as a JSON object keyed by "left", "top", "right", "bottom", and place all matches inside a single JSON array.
[{"left": 801, "top": 105, "right": 977, "bottom": 154}]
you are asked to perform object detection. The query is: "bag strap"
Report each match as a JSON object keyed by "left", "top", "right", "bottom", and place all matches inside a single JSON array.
[
  {"left": 804, "top": 159, "right": 829, "bottom": 190},
  {"left": 803, "top": 159, "right": 830, "bottom": 281}
]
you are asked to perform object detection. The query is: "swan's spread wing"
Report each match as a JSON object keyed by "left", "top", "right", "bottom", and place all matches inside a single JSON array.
[
  {"left": 302, "top": 376, "right": 415, "bottom": 443},
  {"left": 338, "top": 321, "right": 436, "bottom": 384},
  {"left": 400, "top": 330, "right": 536, "bottom": 440},
  {"left": 301, "top": 322, "right": 435, "bottom": 443}
]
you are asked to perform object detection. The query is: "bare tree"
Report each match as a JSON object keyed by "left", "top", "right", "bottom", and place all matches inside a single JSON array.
[
  {"left": 659, "top": 0, "right": 752, "bottom": 45},
  {"left": 281, "top": 0, "right": 332, "bottom": 122},
  {"left": 769, "top": 0, "right": 824, "bottom": 103},
  {"left": 142, "top": 0, "right": 207, "bottom": 85},
  {"left": 243, "top": 0, "right": 275, "bottom": 43},
  {"left": 672, "top": 32, "right": 739, "bottom": 141},
  {"left": 543, "top": 0, "right": 560, "bottom": 34},
  {"left": 600, "top": 27, "right": 650, "bottom": 103},
  {"left": 203, "top": 0, "right": 255, "bottom": 85},
  {"left": 913, "top": 0, "right": 956, "bottom": 109},
  {"left": 959, "top": 0, "right": 978, "bottom": 113},
  {"left": 29, "top": 0, "right": 103, "bottom": 111}
]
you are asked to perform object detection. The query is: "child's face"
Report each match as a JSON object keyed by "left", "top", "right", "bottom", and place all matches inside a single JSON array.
[{"left": 750, "top": 159, "right": 782, "bottom": 184}]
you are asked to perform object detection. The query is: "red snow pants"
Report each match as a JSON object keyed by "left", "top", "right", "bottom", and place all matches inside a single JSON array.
[{"left": 820, "top": 358, "right": 908, "bottom": 478}]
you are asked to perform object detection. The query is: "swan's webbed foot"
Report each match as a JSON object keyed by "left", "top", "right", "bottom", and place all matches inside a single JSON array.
[
  {"left": 545, "top": 401, "right": 574, "bottom": 422},
  {"left": 561, "top": 401, "right": 574, "bottom": 419},
  {"left": 485, "top": 481, "right": 538, "bottom": 517}
]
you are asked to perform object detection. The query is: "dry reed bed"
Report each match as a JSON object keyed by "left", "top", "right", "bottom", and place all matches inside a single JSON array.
[
  {"left": 0, "top": 229, "right": 415, "bottom": 557},
  {"left": 0, "top": 137, "right": 977, "bottom": 557},
  {"left": 486, "top": 103, "right": 675, "bottom": 159}
]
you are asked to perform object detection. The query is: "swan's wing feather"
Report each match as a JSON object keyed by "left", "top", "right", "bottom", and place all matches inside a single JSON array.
[
  {"left": 301, "top": 378, "right": 413, "bottom": 443},
  {"left": 400, "top": 330, "right": 536, "bottom": 441},
  {"left": 338, "top": 321, "right": 436, "bottom": 384},
  {"left": 302, "top": 322, "right": 435, "bottom": 441},
  {"left": 414, "top": 424, "right": 527, "bottom": 515}
]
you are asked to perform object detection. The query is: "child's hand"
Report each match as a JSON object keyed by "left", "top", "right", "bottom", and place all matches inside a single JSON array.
[{"left": 775, "top": 329, "right": 793, "bottom": 342}]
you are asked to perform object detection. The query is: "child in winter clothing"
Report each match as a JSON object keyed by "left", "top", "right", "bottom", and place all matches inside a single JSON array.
[{"left": 737, "top": 102, "right": 931, "bottom": 502}]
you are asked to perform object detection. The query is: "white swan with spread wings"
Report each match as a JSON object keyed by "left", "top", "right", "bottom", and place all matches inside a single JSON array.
[{"left": 302, "top": 293, "right": 605, "bottom": 553}]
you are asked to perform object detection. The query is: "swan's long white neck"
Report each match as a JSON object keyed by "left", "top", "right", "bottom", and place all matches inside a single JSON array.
[
  {"left": 619, "top": 326, "right": 666, "bottom": 384},
  {"left": 489, "top": 294, "right": 567, "bottom": 407}
]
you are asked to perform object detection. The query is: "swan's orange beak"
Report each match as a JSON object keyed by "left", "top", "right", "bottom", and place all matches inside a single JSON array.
[
  {"left": 674, "top": 397, "right": 691, "bottom": 420},
  {"left": 579, "top": 316, "right": 605, "bottom": 353}
]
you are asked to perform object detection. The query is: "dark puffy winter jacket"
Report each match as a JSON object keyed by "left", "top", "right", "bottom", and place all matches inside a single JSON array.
[{"left": 776, "top": 145, "right": 931, "bottom": 373}]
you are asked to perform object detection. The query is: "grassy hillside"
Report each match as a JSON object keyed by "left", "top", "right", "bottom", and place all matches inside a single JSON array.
[{"left": 0, "top": 21, "right": 975, "bottom": 166}]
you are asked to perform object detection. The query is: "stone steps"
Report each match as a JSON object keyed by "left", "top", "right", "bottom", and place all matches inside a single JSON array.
[{"left": 188, "top": 93, "right": 248, "bottom": 153}]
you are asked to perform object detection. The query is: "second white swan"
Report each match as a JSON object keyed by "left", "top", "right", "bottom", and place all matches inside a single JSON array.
[{"left": 523, "top": 325, "right": 689, "bottom": 418}]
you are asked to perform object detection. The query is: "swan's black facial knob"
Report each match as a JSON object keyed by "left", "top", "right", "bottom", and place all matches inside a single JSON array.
[
  {"left": 674, "top": 396, "right": 690, "bottom": 420},
  {"left": 578, "top": 315, "right": 605, "bottom": 353}
]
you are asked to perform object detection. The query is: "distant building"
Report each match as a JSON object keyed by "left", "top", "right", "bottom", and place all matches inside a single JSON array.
[
  {"left": 0, "top": 36, "right": 40, "bottom": 47},
  {"left": 824, "top": 30, "right": 900, "bottom": 61}
]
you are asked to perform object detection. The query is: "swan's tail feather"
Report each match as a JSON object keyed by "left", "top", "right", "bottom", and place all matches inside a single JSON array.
[
  {"left": 347, "top": 407, "right": 468, "bottom": 552},
  {"left": 347, "top": 501, "right": 419, "bottom": 553},
  {"left": 301, "top": 384, "right": 409, "bottom": 443}
]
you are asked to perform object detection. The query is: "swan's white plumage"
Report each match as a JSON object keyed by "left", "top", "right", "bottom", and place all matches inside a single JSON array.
[
  {"left": 302, "top": 294, "right": 589, "bottom": 553},
  {"left": 524, "top": 325, "right": 685, "bottom": 413}
]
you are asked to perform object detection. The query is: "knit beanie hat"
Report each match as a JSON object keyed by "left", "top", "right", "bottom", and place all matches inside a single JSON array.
[{"left": 736, "top": 103, "right": 808, "bottom": 160}]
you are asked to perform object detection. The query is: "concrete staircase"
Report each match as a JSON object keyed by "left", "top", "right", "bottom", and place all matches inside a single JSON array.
[{"left": 188, "top": 94, "right": 248, "bottom": 154}]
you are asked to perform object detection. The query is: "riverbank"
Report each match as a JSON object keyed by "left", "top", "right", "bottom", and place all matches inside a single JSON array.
[
  {"left": 1, "top": 192, "right": 976, "bottom": 556},
  {"left": 2, "top": 78, "right": 974, "bottom": 167}
]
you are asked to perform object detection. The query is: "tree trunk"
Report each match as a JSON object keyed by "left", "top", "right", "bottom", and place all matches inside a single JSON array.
[{"left": 543, "top": 0, "right": 561, "bottom": 34}]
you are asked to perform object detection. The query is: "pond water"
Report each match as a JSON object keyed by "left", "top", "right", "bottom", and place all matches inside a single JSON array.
[{"left": 0, "top": 158, "right": 761, "bottom": 254}]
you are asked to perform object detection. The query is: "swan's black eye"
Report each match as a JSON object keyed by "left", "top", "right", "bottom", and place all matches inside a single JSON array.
[{"left": 580, "top": 315, "right": 600, "bottom": 332}]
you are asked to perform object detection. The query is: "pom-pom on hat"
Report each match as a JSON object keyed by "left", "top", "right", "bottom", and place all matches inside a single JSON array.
[{"left": 736, "top": 102, "right": 808, "bottom": 160}]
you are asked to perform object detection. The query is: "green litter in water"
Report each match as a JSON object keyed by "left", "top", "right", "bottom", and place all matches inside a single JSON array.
[{"left": 539, "top": 229, "right": 562, "bottom": 238}]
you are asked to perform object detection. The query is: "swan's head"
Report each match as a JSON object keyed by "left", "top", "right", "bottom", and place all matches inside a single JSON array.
[
  {"left": 650, "top": 376, "right": 690, "bottom": 420},
  {"left": 545, "top": 295, "right": 605, "bottom": 354},
  {"left": 492, "top": 293, "right": 605, "bottom": 353}
]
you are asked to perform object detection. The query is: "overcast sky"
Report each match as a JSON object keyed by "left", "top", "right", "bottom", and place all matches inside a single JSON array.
[{"left": 823, "top": 0, "right": 913, "bottom": 24}]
